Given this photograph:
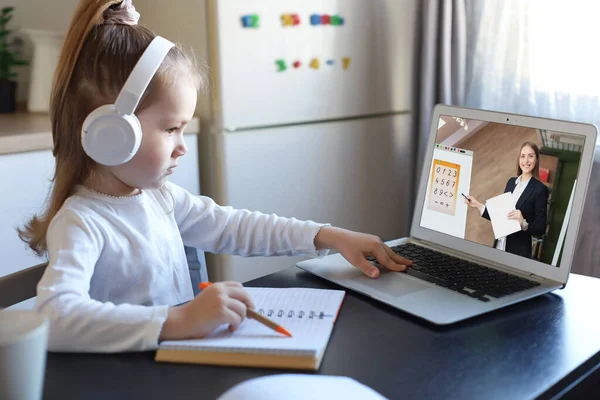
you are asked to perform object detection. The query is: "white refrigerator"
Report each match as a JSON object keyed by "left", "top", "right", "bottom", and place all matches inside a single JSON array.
[{"left": 201, "top": 0, "right": 418, "bottom": 282}]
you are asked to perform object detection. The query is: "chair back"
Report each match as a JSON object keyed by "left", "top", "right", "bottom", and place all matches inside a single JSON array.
[{"left": 0, "top": 262, "right": 48, "bottom": 308}]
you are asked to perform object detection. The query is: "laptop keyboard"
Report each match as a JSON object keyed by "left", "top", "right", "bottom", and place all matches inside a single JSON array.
[{"left": 368, "top": 243, "right": 541, "bottom": 302}]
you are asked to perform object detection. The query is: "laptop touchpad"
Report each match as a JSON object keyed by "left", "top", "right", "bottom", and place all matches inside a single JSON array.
[{"left": 350, "top": 270, "right": 431, "bottom": 299}]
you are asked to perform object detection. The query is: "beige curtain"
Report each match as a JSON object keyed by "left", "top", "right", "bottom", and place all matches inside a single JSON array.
[{"left": 416, "top": 0, "right": 467, "bottom": 177}]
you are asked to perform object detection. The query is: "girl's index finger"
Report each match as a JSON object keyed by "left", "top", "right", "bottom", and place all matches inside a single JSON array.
[
  {"left": 388, "top": 248, "right": 412, "bottom": 267},
  {"left": 372, "top": 245, "right": 405, "bottom": 272}
]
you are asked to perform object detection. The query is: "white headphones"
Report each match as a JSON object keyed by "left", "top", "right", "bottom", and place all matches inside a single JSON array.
[{"left": 81, "top": 36, "right": 175, "bottom": 166}]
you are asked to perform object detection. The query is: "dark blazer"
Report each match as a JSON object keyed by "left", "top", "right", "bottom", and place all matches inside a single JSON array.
[{"left": 482, "top": 177, "right": 549, "bottom": 258}]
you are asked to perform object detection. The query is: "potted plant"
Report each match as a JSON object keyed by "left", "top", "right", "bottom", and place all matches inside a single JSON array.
[{"left": 0, "top": 6, "right": 28, "bottom": 113}]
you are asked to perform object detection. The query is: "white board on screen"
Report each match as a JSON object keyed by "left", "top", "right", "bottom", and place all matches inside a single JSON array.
[{"left": 420, "top": 147, "right": 473, "bottom": 239}]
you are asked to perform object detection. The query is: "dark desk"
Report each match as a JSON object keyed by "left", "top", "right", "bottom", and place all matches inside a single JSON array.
[{"left": 44, "top": 268, "right": 600, "bottom": 400}]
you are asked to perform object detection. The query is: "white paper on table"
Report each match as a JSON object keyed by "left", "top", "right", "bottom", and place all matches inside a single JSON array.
[
  {"left": 217, "top": 374, "right": 388, "bottom": 400},
  {"left": 485, "top": 192, "right": 522, "bottom": 240}
]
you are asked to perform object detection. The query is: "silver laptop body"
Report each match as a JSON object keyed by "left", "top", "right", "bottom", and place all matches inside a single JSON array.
[{"left": 297, "top": 105, "right": 598, "bottom": 325}]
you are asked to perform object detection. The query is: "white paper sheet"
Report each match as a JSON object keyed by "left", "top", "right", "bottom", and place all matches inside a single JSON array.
[
  {"left": 485, "top": 192, "right": 522, "bottom": 240},
  {"left": 159, "top": 288, "right": 345, "bottom": 355},
  {"left": 217, "top": 374, "right": 388, "bottom": 400}
]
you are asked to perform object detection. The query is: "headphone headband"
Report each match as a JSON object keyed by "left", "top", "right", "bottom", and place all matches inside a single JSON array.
[
  {"left": 81, "top": 35, "right": 175, "bottom": 166},
  {"left": 114, "top": 36, "right": 175, "bottom": 115}
]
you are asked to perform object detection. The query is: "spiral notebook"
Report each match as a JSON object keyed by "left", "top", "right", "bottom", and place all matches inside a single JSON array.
[{"left": 155, "top": 287, "right": 346, "bottom": 370}]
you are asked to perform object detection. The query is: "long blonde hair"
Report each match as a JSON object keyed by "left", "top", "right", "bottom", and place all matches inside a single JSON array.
[{"left": 19, "top": 0, "right": 204, "bottom": 256}]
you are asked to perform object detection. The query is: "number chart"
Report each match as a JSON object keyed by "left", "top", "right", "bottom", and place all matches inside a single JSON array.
[{"left": 428, "top": 159, "right": 460, "bottom": 216}]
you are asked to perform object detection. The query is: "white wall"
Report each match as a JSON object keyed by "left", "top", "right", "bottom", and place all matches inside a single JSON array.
[
  {"left": 133, "top": 0, "right": 212, "bottom": 121},
  {"left": 0, "top": 0, "right": 78, "bottom": 30},
  {"left": 1, "top": 0, "right": 212, "bottom": 120}
]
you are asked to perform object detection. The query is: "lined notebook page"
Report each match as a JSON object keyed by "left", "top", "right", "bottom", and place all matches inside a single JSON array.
[{"left": 160, "top": 287, "right": 345, "bottom": 356}]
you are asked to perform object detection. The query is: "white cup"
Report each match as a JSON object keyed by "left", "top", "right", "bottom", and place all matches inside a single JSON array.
[{"left": 0, "top": 310, "right": 49, "bottom": 400}]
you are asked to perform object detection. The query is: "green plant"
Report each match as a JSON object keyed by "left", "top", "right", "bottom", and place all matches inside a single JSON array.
[{"left": 0, "top": 6, "right": 27, "bottom": 81}]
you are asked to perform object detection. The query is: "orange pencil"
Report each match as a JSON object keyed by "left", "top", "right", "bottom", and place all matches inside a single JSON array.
[{"left": 199, "top": 282, "right": 292, "bottom": 337}]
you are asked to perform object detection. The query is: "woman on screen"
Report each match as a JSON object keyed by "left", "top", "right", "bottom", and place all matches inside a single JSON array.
[{"left": 465, "top": 142, "right": 549, "bottom": 258}]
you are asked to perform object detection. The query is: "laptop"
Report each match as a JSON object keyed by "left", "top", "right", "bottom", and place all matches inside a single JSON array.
[{"left": 297, "top": 104, "right": 598, "bottom": 325}]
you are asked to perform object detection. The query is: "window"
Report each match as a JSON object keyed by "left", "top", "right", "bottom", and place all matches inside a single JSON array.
[{"left": 465, "top": 0, "right": 600, "bottom": 147}]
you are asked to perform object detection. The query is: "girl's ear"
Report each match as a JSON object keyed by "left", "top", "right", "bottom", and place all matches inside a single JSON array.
[{"left": 81, "top": 36, "right": 174, "bottom": 167}]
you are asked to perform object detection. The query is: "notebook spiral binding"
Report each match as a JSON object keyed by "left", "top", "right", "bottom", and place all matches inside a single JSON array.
[{"left": 257, "top": 309, "right": 333, "bottom": 319}]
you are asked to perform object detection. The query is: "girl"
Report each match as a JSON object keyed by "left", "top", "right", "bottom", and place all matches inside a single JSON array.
[
  {"left": 19, "top": 0, "right": 411, "bottom": 352},
  {"left": 465, "top": 141, "right": 549, "bottom": 258}
]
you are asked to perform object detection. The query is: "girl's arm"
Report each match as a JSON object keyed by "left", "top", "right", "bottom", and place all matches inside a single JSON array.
[
  {"left": 35, "top": 210, "right": 168, "bottom": 352},
  {"left": 165, "top": 183, "right": 411, "bottom": 279},
  {"left": 167, "top": 182, "right": 329, "bottom": 258}
]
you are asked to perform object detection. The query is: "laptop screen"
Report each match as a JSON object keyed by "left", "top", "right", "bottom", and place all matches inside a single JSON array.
[{"left": 419, "top": 115, "right": 586, "bottom": 267}]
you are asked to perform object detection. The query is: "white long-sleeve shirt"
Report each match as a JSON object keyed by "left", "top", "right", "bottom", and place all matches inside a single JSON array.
[{"left": 35, "top": 182, "right": 328, "bottom": 353}]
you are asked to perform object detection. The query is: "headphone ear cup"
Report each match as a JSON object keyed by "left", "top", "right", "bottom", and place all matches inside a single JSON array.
[{"left": 81, "top": 104, "right": 142, "bottom": 166}]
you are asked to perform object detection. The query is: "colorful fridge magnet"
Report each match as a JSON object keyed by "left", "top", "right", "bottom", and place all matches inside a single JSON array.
[
  {"left": 281, "top": 13, "right": 300, "bottom": 26},
  {"left": 241, "top": 14, "right": 259, "bottom": 28},
  {"left": 275, "top": 60, "right": 287, "bottom": 72},
  {"left": 309, "top": 58, "right": 320, "bottom": 69},
  {"left": 326, "top": 60, "right": 335, "bottom": 66},
  {"left": 331, "top": 15, "right": 344, "bottom": 26},
  {"left": 342, "top": 57, "right": 351, "bottom": 70},
  {"left": 310, "top": 14, "right": 343, "bottom": 26},
  {"left": 293, "top": 61, "right": 302, "bottom": 69}
]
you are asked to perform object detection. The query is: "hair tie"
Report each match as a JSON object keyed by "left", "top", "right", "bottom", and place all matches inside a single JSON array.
[{"left": 103, "top": 0, "right": 140, "bottom": 26}]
